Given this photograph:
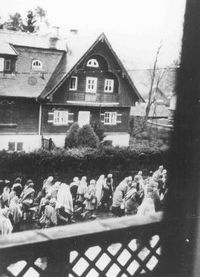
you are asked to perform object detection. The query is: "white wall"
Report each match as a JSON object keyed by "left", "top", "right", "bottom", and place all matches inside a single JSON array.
[
  {"left": 104, "top": 132, "right": 130, "bottom": 147},
  {"left": 0, "top": 135, "right": 42, "bottom": 152}
]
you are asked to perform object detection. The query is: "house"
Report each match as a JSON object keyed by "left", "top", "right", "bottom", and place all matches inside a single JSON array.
[{"left": 0, "top": 30, "right": 144, "bottom": 151}]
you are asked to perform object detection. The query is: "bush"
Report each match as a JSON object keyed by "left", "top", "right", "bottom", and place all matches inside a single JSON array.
[
  {"left": 0, "top": 146, "right": 169, "bottom": 191},
  {"left": 77, "top": 124, "right": 99, "bottom": 148},
  {"left": 65, "top": 122, "right": 80, "bottom": 149},
  {"left": 92, "top": 122, "right": 105, "bottom": 141}
]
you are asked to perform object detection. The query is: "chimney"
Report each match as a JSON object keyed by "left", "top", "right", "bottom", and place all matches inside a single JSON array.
[
  {"left": 70, "top": 29, "right": 78, "bottom": 35},
  {"left": 49, "top": 26, "right": 59, "bottom": 49}
]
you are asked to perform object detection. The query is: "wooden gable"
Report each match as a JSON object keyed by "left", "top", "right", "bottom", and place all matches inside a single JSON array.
[{"left": 43, "top": 34, "right": 144, "bottom": 107}]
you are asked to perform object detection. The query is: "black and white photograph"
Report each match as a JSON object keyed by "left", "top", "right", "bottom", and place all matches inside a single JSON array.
[{"left": 0, "top": 0, "right": 200, "bottom": 276}]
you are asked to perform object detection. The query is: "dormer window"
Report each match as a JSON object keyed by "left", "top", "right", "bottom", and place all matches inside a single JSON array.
[
  {"left": 69, "top": 76, "right": 78, "bottom": 91},
  {"left": 104, "top": 79, "right": 114, "bottom": 93},
  {"left": 32, "top": 60, "right": 43, "bottom": 71},
  {"left": 86, "top": 59, "right": 99, "bottom": 68}
]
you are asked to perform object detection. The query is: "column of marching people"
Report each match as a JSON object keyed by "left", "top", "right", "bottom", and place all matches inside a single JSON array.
[{"left": 0, "top": 165, "right": 168, "bottom": 235}]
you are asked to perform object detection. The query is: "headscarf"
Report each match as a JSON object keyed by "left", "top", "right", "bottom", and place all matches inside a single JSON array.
[
  {"left": 0, "top": 208, "right": 13, "bottom": 235},
  {"left": 77, "top": 176, "right": 87, "bottom": 195},
  {"left": 9, "top": 196, "right": 22, "bottom": 224},
  {"left": 43, "top": 176, "right": 54, "bottom": 194},
  {"left": 95, "top": 175, "right": 105, "bottom": 204},
  {"left": 56, "top": 183, "right": 73, "bottom": 214},
  {"left": 21, "top": 187, "right": 35, "bottom": 201}
]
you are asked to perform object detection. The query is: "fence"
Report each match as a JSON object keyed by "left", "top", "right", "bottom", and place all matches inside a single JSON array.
[{"left": 0, "top": 212, "right": 163, "bottom": 277}]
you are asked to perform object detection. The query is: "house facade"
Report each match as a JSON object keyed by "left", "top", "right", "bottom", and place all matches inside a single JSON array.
[{"left": 0, "top": 30, "right": 143, "bottom": 151}]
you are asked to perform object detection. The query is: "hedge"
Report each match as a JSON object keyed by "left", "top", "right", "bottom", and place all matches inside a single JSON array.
[{"left": 0, "top": 146, "right": 169, "bottom": 190}]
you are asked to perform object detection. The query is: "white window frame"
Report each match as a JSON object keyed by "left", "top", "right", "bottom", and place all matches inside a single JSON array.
[
  {"left": 86, "top": 59, "right": 99, "bottom": 68},
  {"left": 32, "top": 60, "right": 43, "bottom": 71},
  {"left": 69, "top": 76, "right": 78, "bottom": 91},
  {"left": 86, "top": 77, "right": 97, "bottom": 93},
  {"left": 8, "top": 142, "right": 23, "bottom": 152},
  {"left": 53, "top": 110, "right": 69, "bottom": 125},
  {"left": 104, "top": 112, "right": 117, "bottom": 125},
  {"left": 104, "top": 79, "right": 114, "bottom": 93}
]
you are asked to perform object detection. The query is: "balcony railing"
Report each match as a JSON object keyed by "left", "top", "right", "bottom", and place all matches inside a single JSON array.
[
  {"left": 0, "top": 212, "right": 164, "bottom": 277},
  {"left": 66, "top": 92, "right": 119, "bottom": 103}
]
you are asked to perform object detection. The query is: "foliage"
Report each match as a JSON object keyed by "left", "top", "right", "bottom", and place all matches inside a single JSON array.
[
  {"left": 91, "top": 121, "right": 105, "bottom": 142},
  {"left": 2, "top": 6, "right": 48, "bottom": 33},
  {"left": 5, "top": 13, "right": 22, "bottom": 31},
  {"left": 77, "top": 124, "right": 99, "bottom": 148},
  {"left": 0, "top": 146, "right": 169, "bottom": 191},
  {"left": 65, "top": 122, "right": 80, "bottom": 149}
]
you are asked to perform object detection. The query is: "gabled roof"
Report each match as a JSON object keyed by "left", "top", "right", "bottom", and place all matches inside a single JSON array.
[
  {"left": 0, "top": 30, "right": 66, "bottom": 98},
  {"left": 39, "top": 32, "right": 144, "bottom": 102}
]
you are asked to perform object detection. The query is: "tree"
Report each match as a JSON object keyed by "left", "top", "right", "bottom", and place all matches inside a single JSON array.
[
  {"left": 5, "top": 13, "right": 22, "bottom": 31},
  {"left": 77, "top": 125, "right": 99, "bottom": 148},
  {"left": 65, "top": 122, "right": 80, "bottom": 149},
  {"left": 92, "top": 121, "right": 105, "bottom": 141},
  {"left": 22, "top": 10, "right": 36, "bottom": 33}
]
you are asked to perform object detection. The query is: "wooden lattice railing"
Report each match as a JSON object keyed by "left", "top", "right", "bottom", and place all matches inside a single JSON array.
[{"left": 0, "top": 212, "right": 163, "bottom": 277}]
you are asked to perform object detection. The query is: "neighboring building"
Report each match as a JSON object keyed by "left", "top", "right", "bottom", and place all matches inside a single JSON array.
[{"left": 0, "top": 30, "right": 144, "bottom": 151}]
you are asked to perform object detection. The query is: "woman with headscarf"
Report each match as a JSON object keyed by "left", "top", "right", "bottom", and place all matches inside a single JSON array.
[
  {"left": 20, "top": 181, "right": 35, "bottom": 221},
  {"left": 95, "top": 175, "right": 105, "bottom": 207},
  {"left": 42, "top": 176, "right": 54, "bottom": 195},
  {"left": 40, "top": 198, "right": 57, "bottom": 228},
  {"left": 124, "top": 181, "right": 138, "bottom": 215},
  {"left": 56, "top": 183, "right": 74, "bottom": 224},
  {"left": 9, "top": 185, "right": 23, "bottom": 231},
  {"left": 1, "top": 185, "right": 10, "bottom": 208},
  {"left": 112, "top": 176, "right": 132, "bottom": 217},
  {"left": 137, "top": 185, "right": 156, "bottom": 216},
  {"left": 83, "top": 179, "right": 97, "bottom": 219},
  {"left": 0, "top": 208, "right": 13, "bottom": 235},
  {"left": 77, "top": 176, "right": 88, "bottom": 207},
  {"left": 101, "top": 174, "right": 114, "bottom": 210},
  {"left": 70, "top": 177, "right": 79, "bottom": 204}
]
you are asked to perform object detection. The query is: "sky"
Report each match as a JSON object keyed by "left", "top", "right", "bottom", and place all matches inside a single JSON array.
[{"left": 0, "top": 0, "right": 186, "bottom": 68}]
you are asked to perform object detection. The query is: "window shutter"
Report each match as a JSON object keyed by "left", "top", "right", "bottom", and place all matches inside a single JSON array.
[
  {"left": 48, "top": 112, "right": 54, "bottom": 123},
  {"left": 68, "top": 113, "right": 74, "bottom": 123},
  {"left": 100, "top": 113, "right": 105, "bottom": 123},
  {"left": 116, "top": 113, "right": 122, "bottom": 124}
]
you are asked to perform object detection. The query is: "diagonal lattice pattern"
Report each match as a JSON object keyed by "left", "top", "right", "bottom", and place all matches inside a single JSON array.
[{"left": 2, "top": 235, "right": 161, "bottom": 277}]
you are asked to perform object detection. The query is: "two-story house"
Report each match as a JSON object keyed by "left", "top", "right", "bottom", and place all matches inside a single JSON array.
[{"left": 0, "top": 30, "right": 144, "bottom": 151}]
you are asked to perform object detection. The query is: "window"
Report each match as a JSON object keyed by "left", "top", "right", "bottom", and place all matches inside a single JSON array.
[
  {"left": 104, "top": 112, "right": 117, "bottom": 125},
  {"left": 86, "top": 59, "right": 99, "bottom": 68},
  {"left": 104, "top": 79, "right": 114, "bottom": 93},
  {"left": 32, "top": 60, "right": 43, "bottom": 71},
  {"left": 4, "top": 59, "right": 11, "bottom": 71},
  {"left": 8, "top": 142, "right": 23, "bottom": 152},
  {"left": 53, "top": 110, "right": 68, "bottom": 125},
  {"left": 69, "top": 76, "right": 78, "bottom": 91},
  {"left": 86, "top": 77, "right": 97, "bottom": 93}
]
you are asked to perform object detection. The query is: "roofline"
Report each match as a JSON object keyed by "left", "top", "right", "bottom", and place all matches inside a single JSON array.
[
  {"left": 39, "top": 32, "right": 145, "bottom": 102},
  {"left": 13, "top": 44, "right": 66, "bottom": 53},
  {"left": 0, "top": 95, "right": 38, "bottom": 99}
]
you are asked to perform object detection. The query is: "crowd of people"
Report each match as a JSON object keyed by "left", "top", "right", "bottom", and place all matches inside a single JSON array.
[{"left": 0, "top": 165, "right": 168, "bottom": 235}]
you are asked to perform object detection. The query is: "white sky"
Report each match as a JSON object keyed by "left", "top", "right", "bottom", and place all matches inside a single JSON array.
[{"left": 0, "top": 0, "right": 186, "bottom": 68}]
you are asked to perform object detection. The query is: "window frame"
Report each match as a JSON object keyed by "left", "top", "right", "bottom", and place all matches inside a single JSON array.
[
  {"left": 4, "top": 59, "right": 11, "bottom": 71},
  {"left": 0, "top": 57, "right": 4, "bottom": 72},
  {"left": 32, "top": 59, "right": 43, "bottom": 71},
  {"left": 86, "top": 59, "right": 99, "bottom": 68},
  {"left": 53, "top": 110, "right": 69, "bottom": 126},
  {"left": 104, "top": 112, "right": 117, "bottom": 125},
  {"left": 104, "top": 79, "right": 114, "bottom": 93},
  {"left": 86, "top": 77, "right": 98, "bottom": 93},
  {"left": 69, "top": 76, "right": 78, "bottom": 91}
]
